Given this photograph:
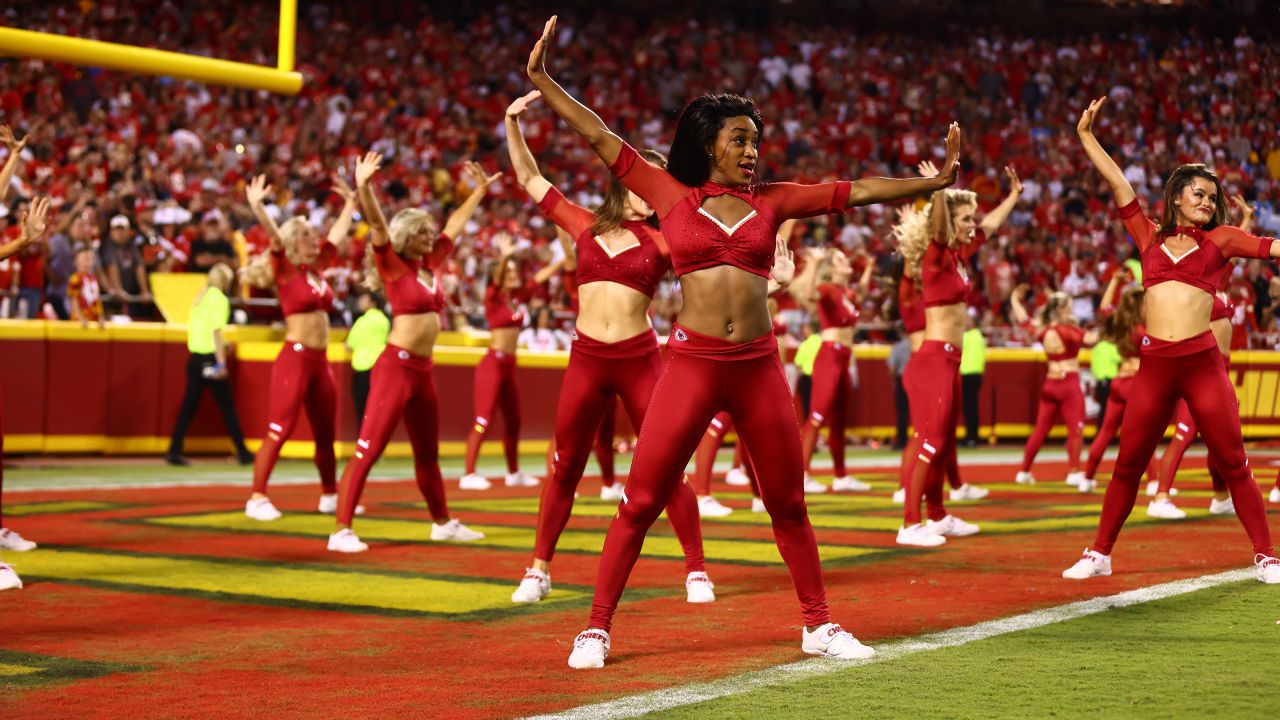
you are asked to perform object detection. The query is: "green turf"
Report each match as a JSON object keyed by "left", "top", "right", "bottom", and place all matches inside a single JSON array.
[{"left": 653, "top": 579, "right": 1280, "bottom": 719}]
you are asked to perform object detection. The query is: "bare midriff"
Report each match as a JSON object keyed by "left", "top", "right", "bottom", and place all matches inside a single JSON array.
[
  {"left": 285, "top": 311, "right": 330, "bottom": 350},
  {"left": 676, "top": 265, "right": 772, "bottom": 341},
  {"left": 909, "top": 330, "right": 925, "bottom": 352},
  {"left": 820, "top": 327, "right": 855, "bottom": 345},
  {"left": 489, "top": 326, "right": 520, "bottom": 353},
  {"left": 924, "top": 302, "right": 966, "bottom": 347},
  {"left": 576, "top": 281, "right": 654, "bottom": 342},
  {"left": 1144, "top": 281, "right": 1214, "bottom": 342},
  {"left": 1211, "top": 317, "right": 1231, "bottom": 356},
  {"left": 389, "top": 312, "right": 440, "bottom": 358},
  {"left": 1042, "top": 329, "right": 1080, "bottom": 379}
]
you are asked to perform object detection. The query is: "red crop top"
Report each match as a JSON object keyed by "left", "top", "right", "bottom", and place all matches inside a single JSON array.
[
  {"left": 1211, "top": 290, "right": 1232, "bottom": 322},
  {"left": 272, "top": 249, "right": 334, "bottom": 316},
  {"left": 898, "top": 278, "right": 926, "bottom": 333},
  {"left": 816, "top": 283, "right": 860, "bottom": 330},
  {"left": 535, "top": 186, "right": 672, "bottom": 298},
  {"left": 485, "top": 284, "right": 528, "bottom": 330},
  {"left": 608, "top": 142, "right": 850, "bottom": 279},
  {"left": 372, "top": 232, "right": 452, "bottom": 315},
  {"left": 1039, "top": 323, "right": 1085, "bottom": 362},
  {"left": 1116, "top": 199, "right": 1276, "bottom": 296},
  {"left": 921, "top": 229, "right": 983, "bottom": 308}
]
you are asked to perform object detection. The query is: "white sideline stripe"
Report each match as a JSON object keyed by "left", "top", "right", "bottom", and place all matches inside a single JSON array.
[
  {"left": 4, "top": 474, "right": 412, "bottom": 493},
  {"left": 527, "top": 568, "right": 1254, "bottom": 720},
  {"left": 9, "top": 446, "right": 1270, "bottom": 492}
]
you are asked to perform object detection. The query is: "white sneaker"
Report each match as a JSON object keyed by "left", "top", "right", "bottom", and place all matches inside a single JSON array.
[
  {"left": 949, "top": 483, "right": 988, "bottom": 501},
  {"left": 567, "top": 629, "right": 610, "bottom": 669},
  {"left": 600, "top": 483, "right": 626, "bottom": 501},
  {"left": 245, "top": 497, "right": 282, "bottom": 521},
  {"left": 698, "top": 496, "right": 734, "bottom": 518},
  {"left": 896, "top": 522, "right": 947, "bottom": 547},
  {"left": 458, "top": 473, "right": 492, "bottom": 491},
  {"left": 832, "top": 476, "right": 872, "bottom": 492},
  {"left": 1062, "top": 548, "right": 1112, "bottom": 579},
  {"left": 801, "top": 622, "right": 876, "bottom": 660},
  {"left": 431, "top": 518, "right": 485, "bottom": 542},
  {"left": 1208, "top": 497, "right": 1236, "bottom": 516},
  {"left": 511, "top": 567, "right": 551, "bottom": 603},
  {"left": 1270, "top": 487, "right": 1280, "bottom": 504},
  {"left": 802, "top": 475, "right": 828, "bottom": 494},
  {"left": 751, "top": 497, "right": 767, "bottom": 513},
  {"left": 326, "top": 528, "right": 369, "bottom": 553},
  {"left": 1065, "top": 471, "right": 1086, "bottom": 487},
  {"left": 1146, "top": 498, "right": 1186, "bottom": 520},
  {"left": 317, "top": 493, "right": 364, "bottom": 515},
  {"left": 0, "top": 563, "right": 21, "bottom": 591},
  {"left": 1256, "top": 554, "right": 1280, "bottom": 584},
  {"left": 1077, "top": 477, "right": 1098, "bottom": 493},
  {"left": 0, "top": 528, "right": 37, "bottom": 551},
  {"left": 505, "top": 471, "right": 541, "bottom": 488},
  {"left": 892, "top": 487, "right": 905, "bottom": 504},
  {"left": 685, "top": 571, "right": 716, "bottom": 603},
  {"left": 1015, "top": 471, "right": 1036, "bottom": 485},
  {"left": 725, "top": 467, "right": 751, "bottom": 486},
  {"left": 927, "top": 514, "right": 980, "bottom": 537}
]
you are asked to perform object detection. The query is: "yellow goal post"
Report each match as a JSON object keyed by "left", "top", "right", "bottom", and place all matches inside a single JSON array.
[{"left": 0, "top": 0, "right": 302, "bottom": 95}]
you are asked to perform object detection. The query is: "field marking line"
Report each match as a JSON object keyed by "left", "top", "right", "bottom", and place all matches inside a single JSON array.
[
  {"left": 3, "top": 474, "right": 411, "bottom": 493},
  {"left": 7, "top": 447, "right": 1234, "bottom": 492},
  {"left": 527, "top": 567, "right": 1253, "bottom": 720}
]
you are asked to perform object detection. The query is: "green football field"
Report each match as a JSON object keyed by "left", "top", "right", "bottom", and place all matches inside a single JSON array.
[
  {"left": 4, "top": 446, "right": 1279, "bottom": 719},
  {"left": 620, "top": 577, "right": 1279, "bottom": 719}
]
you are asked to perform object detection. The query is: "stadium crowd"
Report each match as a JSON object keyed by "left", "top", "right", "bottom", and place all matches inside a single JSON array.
[{"left": 1, "top": 0, "right": 1279, "bottom": 347}]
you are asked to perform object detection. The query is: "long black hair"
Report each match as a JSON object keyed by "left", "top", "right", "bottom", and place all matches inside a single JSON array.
[{"left": 667, "top": 93, "right": 764, "bottom": 188}]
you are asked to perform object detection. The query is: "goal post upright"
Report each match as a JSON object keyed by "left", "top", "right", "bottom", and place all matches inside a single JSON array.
[{"left": 0, "top": 0, "right": 303, "bottom": 95}]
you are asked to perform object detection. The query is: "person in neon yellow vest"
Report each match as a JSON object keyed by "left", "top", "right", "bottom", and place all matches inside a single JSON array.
[
  {"left": 167, "top": 263, "right": 254, "bottom": 467},
  {"left": 959, "top": 313, "right": 986, "bottom": 447},
  {"left": 345, "top": 288, "right": 391, "bottom": 425}
]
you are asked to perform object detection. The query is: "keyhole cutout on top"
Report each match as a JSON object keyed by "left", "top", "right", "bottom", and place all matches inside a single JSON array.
[
  {"left": 594, "top": 227, "right": 642, "bottom": 259},
  {"left": 416, "top": 268, "right": 438, "bottom": 293},
  {"left": 1041, "top": 328, "right": 1066, "bottom": 356},
  {"left": 1160, "top": 233, "right": 1200, "bottom": 264},
  {"left": 699, "top": 195, "right": 757, "bottom": 236}
]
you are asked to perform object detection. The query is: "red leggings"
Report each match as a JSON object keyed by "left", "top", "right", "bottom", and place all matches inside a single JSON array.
[
  {"left": 901, "top": 341, "right": 961, "bottom": 525},
  {"left": 1086, "top": 375, "right": 1136, "bottom": 479},
  {"left": 1092, "top": 333, "right": 1272, "bottom": 557},
  {"left": 589, "top": 324, "right": 829, "bottom": 631},
  {"left": 801, "top": 342, "right": 852, "bottom": 477},
  {"left": 544, "top": 399, "right": 616, "bottom": 487},
  {"left": 336, "top": 346, "right": 449, "bottom": 526},
  {"left": 0, "top": 386, "right": 5, "bottom": 527},
  {"left": 898, "top": 436, "right": 962, "bottom": 491},
  {"left": 464, "top": 349, "right": 520, "bottom": 475},
  {"left": 1021, "top": 372, "right": 1085, "bottom": 473},
  {"left": 692, "top": 413, "right": 757, "bottom": 497},
  {"left": 252, "top": 343, "right": 337, "bottom": 495},
  {"left": 535, "top": 329, "right": 703, "bottom": 570},
  {"left": 1156, "top": 399, "right": 1227, "bottom": 494}
]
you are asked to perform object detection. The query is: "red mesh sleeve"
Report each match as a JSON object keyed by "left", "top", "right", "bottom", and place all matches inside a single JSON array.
[
  {"left": 758, "top": 181, "right": 852, "bottom": 220},
  {"left": 1209, "top": 225, "right": 1277, "bottom": 260},
  {"left": 373, "top": 242, "right": 410, "bottom": 282},
  {"left": 607, "top": 142, "right": 688, "bottom": 218},
  {"left": 536, "top": 186, "right": 595, "bottom": 240},
  {"left": 1115, "top": 199, "right": 1157, "bottom": 252},
  {"left": 270, "top": 248, "right": 299, "bottom": 285},
  {"left": 424, "top": 233, "right": 454, "bottom": 272}
]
